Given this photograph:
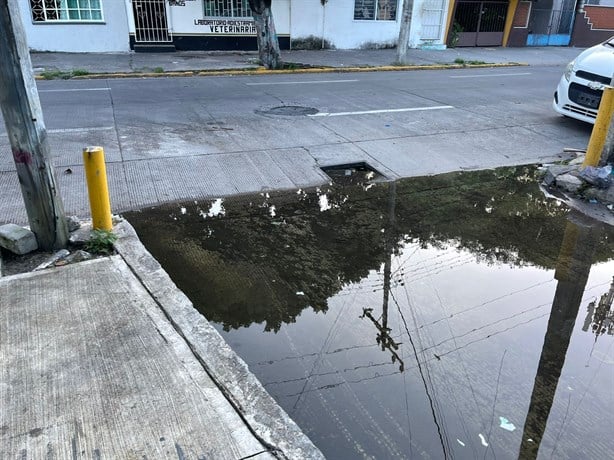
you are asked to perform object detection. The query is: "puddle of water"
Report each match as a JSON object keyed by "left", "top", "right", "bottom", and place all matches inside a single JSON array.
[{"left": 126, "top": 166, "right": 614, "bottom": 460}]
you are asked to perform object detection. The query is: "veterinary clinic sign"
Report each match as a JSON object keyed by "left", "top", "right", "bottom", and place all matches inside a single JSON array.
[{"left": 194, "top": 19, "right": 257, "bottom": 35}]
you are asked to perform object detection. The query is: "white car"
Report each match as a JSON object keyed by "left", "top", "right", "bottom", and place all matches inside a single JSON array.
[{"left": 553, "top": 37, "right": 614, "bottom": 124}]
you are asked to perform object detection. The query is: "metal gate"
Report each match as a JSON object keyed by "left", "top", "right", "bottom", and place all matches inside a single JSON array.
[
  {"left": 132, "top": 0, "right": 172, "bottom": 43},
  {"left": 527, "top": 0, "right": 577, "bottom": 46},
  {"left": 452, "top": 0, "right": 509, "bottom": 47}
]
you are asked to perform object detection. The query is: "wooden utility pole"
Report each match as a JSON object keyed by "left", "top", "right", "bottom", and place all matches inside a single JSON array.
[{"left": 0, "top": 0, "right": 68, "bottom": 250}]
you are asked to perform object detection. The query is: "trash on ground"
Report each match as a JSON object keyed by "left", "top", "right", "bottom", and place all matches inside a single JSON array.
[
  {"left": 499, "top": 416, "right": 516, "bottom": 432},
  {"left": 478, "top": 434, "right": 489, "bottom": 446},
  {"left": 33, "top": 249, "right": 70, "bottom": 271},
  {"left": 579, "top": 165, "right": 612, "bottom": 189}
]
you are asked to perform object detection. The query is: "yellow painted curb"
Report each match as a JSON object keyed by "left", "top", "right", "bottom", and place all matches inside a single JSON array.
[{"left": 34, "top": 62, "right": 528, "bottom": 80}]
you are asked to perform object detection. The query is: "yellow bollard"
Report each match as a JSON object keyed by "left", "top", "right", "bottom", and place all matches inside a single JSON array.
[
  {"left": 83, "top": 146, "right": 112, "bottom": 231},
  {"left": 584, "top": 86, "right": 614, "bottom": 167}
]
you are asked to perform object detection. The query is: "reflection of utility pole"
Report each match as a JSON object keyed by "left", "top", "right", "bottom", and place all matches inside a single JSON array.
[
  {"left": 361, "top": 308, "right": 404, "bottom": 372},
  {"left": 361, "top": 182, "right": 405, "bottom": 372},
  {"left": 518, "top": 216, "right": 597, "bottom": 460}
]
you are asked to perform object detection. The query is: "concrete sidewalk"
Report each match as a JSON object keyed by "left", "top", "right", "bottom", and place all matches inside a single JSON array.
[
  {"left": 0, "top": 219, "right": 324, "bottom": 460},
  {"left": 30, "top": 46, "right": 582, "bottom": 76}
]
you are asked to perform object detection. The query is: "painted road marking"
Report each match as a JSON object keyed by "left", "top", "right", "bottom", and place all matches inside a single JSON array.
[
  {"left": 449, "top": 72, "right": 532, "bottom": 79},
  {"left": 246, "top": 79, "right": 359, "bottom": 86},
  {"left": 309, "top": 105, "right": 454, "bottom": 117},
  {"left": 38, "top": 88, "right": 110, "bottom": 92}
]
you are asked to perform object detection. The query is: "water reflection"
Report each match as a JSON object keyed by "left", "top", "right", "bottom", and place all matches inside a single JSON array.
[
  {"left": 519, "top": 217, "right": 597, "bottom": 459},
  {"left": 126, "top": 166, "right": 614, "bottom": 459}
]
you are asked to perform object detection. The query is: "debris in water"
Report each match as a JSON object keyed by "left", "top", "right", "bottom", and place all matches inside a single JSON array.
[
  {"left": 180, "top": 207, "right": 187, "bottom": 215},
  {"left": 499, "top": 417, "right": 516, "bottom": 432},
  {"left": 269, "top": 205, "right": 276, "bottom": 217},
  {"left": 478, "top": 434, "right": 488, "bottom": 446},
  {"left": 296, "top": 291, "right": 305, "bottom": 296}
]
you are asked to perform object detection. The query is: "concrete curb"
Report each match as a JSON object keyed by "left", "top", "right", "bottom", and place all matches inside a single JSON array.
[
  {"left": 112, "top": 220, "right": 325, "bottom": 460},
  {"left": 35, "top": 62, "right": 528, "bottom": 80}
]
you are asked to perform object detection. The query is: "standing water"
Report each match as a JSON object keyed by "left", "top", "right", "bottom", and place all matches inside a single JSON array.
[{"left": 126, "top": 166, "right": 614, "bottom": 459}]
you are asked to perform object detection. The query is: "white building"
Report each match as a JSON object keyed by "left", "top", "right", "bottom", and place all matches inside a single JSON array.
[
  {"left": 20, "top": 0, "right": 131, "bottom": 52},
  {"left": 20, "top": 0, "right": 451, "bottom": 53}
]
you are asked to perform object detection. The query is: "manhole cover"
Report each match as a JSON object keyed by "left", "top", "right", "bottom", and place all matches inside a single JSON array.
[{"left": 258, "top": 106, "right": 319, "bottom": 116}]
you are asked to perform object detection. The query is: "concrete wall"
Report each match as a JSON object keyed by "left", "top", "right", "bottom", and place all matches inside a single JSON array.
[
  {"left": 291, "top": 0, "right": 400, "bottom": 49},
  {"left": 407, "top": 0, "right": 449, "bottom": 49},
  {"left": 291, "top": 0, "right": 448, "bottom": 50},
  {"left": 20, "top": 0, "right": 130, "bottom": 52},
  {"left": 571, "top": 6, "right": 614, "bottom": 47}
]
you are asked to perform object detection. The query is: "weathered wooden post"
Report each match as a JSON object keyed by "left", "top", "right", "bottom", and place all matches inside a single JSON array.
[{"left": 0, "top": 0, "right": 68, "bottom": 250}]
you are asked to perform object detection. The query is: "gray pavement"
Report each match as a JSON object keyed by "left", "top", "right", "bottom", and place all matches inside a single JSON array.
[
  {"left": 30, "top": 46, "right": 583, "bottom": 74},
  {"left": 0, "top": 219, "right": 324, "bottom": 459},
  {"left": 1, "top": 53, "right": 592, "bottom": 225}
]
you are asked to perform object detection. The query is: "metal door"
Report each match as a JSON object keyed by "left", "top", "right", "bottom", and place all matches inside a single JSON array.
[
  {"left": 527, "top": 0, "right": 577, "bottom": 46},
  {"left": 132, "top": 0, "right": 172, "bottom": 43},
  {"left": 452, "top": 0, "right": 509, "bottom": 47}
]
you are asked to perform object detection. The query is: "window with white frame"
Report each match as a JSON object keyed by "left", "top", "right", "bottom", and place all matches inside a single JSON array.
[
  {"left": 30, "top": 0, "right": 103, "bottom": 22},
  {"left": 354, "top": 0, "right": 398, "bottom": 21},
  {"left": 204, "top": 0, "right": 252, "bottom": 17}
]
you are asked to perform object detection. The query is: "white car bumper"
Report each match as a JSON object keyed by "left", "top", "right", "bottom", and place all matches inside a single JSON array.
[{"left": 553, "top": 74, "right": 600, "bottom": 124}]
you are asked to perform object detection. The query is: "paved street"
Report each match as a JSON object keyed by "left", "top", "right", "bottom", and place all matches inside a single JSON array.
[{"left": 1, "top": 62, "right": 592, "bottom": 224}]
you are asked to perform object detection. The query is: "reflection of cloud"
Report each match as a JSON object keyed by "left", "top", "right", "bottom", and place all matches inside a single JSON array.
[
  {"left": 203, "top": 198, "right": 225, "bottom": 218},
  {"left": 319, "top": 194, "right": 331, "bottom": 212}
]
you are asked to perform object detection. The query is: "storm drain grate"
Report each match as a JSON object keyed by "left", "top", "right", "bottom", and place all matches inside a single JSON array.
[{"left": 320, "top": 162, "right": 387, "bottom": 186}]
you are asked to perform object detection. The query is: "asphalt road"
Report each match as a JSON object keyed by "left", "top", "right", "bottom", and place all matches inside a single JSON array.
[{"left": 0, "top": 66, "right": 593, "bottom": 223}]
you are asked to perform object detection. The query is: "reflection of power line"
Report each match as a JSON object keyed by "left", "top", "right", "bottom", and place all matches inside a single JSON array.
[
  {"left": 391, "top": 289, "right": 450, "bottom": 460},
  {"left": 263, "top": 360, "right": 393, "bottom": 387},
  {"left": 253, "top": 333, "right": 404, "bottom": 367},
  {"left": 255, "top": 280, "right": 609, "bottom": 370},
  {"left": 418, "top": 301, "right": 551, "bottom": 355},
  {"left": 268, "top": 311, "right": 552, "bottom": 391},
  {"left": 337, "top": 277, "right": 557, "bottom": 333},
  {"left": 278, "top": 369, "right": 404, "bottom": 398}
]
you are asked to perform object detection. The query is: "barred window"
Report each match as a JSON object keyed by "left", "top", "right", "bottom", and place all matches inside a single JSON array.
[
  {"left": 354, "top": 0, "right": 398, "bottom": 21},
  {"left": 204, "top": 0, "right": 252, "bottom": 18},
  {"left": 30, "top": 0, "right": 103, "bottom": 22}
]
